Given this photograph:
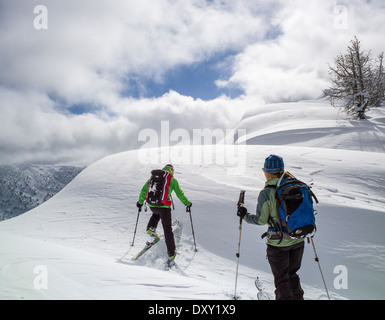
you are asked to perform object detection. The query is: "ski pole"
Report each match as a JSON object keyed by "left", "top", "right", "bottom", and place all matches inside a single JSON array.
[
  {"left": 131, "top": 207, "right": 141, "bottom": 247},
  {"left": 309, "top": 237, "right": 330, "bottom": 300},
  {"left": 188, "top": 207, "right": 198, "bottom": 252},
  {"left": 234, "top": 216, "right": 243, "bottom": 300},
  {"left": 234, "top": 190, "right": 246, "bottom": 300}
]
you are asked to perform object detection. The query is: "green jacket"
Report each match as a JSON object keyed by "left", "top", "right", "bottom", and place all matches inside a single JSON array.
[
  {"left": 243, "top": 178, "right": 304, "bottom": 247},
  {"left": 138, "top": 167, "right": 191, "bottom": 208}
]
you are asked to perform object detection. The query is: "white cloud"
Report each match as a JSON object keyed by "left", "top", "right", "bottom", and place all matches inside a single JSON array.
[
  {"left": 0, "top": 88, "right": 133, "bottom": 165},
  {"left": 0, "top": 87, "right": 249, "bottom": 165},
  {"left": 0, "top": 0, "right": 384, "bottom": 165},
  {"left": 0, "top": 0, "right": 273, "bottom": 165},
  {"left": 218, "top": 0, "right": 385, "bottom": 102},
  {"left": 0, "top": 0, "right": 269, "bottom": 104}
]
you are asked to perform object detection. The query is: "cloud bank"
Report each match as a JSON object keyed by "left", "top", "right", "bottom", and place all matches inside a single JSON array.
[
  {"left": 0, "top": 0, "right": 384, "bottom": 165},
  {"left": 218, "top": 0, "right": 385, "bottom": 102}
]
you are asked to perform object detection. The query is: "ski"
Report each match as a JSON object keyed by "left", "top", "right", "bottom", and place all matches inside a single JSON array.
[
  {"left": 132, "top": 237, "right": 161, "bottom": 261},
  {"left": 255, "top": 277, "right": 270, "bottom": 300},
  {"left": 131, "top": 220, "right": 181, "bottom": 262}
]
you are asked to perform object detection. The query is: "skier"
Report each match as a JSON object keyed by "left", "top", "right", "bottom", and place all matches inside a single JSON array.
[
  {"left": 137, "top": 164, "right": 192, "bottom": 265},
  {"left": 237, "top": 155, "right": 305, "bottom": 300}
]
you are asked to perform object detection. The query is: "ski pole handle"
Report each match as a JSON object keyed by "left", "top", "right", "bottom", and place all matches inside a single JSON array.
[
  {"left": 237, "top": 189, "right": 246, "bottom": 224},
  {"left": 237, "top": 190, "right": 245, "bottom": 208}
]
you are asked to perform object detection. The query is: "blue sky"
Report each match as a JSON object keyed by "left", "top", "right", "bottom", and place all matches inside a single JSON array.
[
  {"left": 125, "top": 52, "right": 243, "bottom": 101},
  {"left": 61, "top": 52, "right": 244, "bottom": 115}
]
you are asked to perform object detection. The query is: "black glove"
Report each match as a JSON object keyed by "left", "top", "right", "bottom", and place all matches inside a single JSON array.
[
  {"left": 136, "top": 201, "right": 143, "bottom": 212},
  {"left": 186, "top": 203, "right": 192, "bottom": 213},
  {"left": 237, "top": 206, "right": 247, "bottom": 218}
]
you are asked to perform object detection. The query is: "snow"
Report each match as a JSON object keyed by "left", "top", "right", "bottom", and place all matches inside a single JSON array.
[{"left": 1, "top": 99, "right": 385, "bottom": 300}]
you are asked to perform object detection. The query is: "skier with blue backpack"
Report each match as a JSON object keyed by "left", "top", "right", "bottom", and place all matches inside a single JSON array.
[{"left": 237, "top": 155, "right": 318, "bottom": 300}]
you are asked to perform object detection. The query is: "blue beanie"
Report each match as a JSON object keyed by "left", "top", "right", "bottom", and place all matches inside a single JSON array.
[{"left": 264, "top": 154, "right": 284, "bottom": 173}]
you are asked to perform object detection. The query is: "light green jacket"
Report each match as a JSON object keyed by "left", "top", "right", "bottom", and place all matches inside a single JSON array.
[
  {"left": 138, "top": 167, "right": 191, "bottom": 208},
  {"left": 243, "top": 178, "right": 304, "bottom": 247}
]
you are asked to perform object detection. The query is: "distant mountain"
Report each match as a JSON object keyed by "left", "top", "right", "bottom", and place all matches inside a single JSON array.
[{"left": 0, "top": 165, "right": 83, "bottom": 221}]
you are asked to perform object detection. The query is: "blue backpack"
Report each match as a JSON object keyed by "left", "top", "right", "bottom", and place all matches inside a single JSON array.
[{"left": 265, "top": 175, "right": 318, "bottom": 241}]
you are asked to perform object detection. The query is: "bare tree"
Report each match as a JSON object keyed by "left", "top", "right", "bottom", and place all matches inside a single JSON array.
[{"left": 324, "top": 37, "right": 384, "bottom": 119}]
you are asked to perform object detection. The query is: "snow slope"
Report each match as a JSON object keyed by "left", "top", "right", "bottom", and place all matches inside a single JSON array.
[{"left": 1, "top": 99, "right": 385, "bottom": 300}]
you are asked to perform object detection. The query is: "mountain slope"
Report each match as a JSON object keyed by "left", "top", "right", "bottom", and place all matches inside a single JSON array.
[
  {"left": 0, "top": 165, "right": 83, "bottom": 221},
  {"left": 0, "top": 99, "right": 384, "bottom": 300}
]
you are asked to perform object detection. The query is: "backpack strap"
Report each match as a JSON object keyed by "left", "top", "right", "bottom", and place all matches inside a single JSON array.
[
  {"left": 261, "top": 184, "right": 284, "bottom": 244},
  {"left": 309, "top": 188, "right": 319, "bottom": 204}
]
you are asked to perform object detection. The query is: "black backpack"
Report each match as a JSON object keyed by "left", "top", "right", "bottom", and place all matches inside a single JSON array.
[{"left": 145, "top": 169, "right": 172, "bottom": 206}]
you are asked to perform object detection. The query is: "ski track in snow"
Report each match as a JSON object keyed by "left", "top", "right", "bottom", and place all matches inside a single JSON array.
[{"left": 1, "top": 100, "right": 385, "bottom": 300}]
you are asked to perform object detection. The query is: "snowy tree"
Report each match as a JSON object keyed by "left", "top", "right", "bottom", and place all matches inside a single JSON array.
[
  {"left": 324, "top": 37, "right": 385, "bottom": 119},
  {"left": 371, "top": 52, "right": 385, "bottom": 108}
]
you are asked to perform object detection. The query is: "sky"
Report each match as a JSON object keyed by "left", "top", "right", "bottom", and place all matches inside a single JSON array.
[{"left": 0, "top": 0, "right": 384, "bottom": 166}]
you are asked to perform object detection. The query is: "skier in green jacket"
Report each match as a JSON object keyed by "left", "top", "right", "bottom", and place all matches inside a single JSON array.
[{"left": 137, "top": 164, "right": 192, "bottom": 264}]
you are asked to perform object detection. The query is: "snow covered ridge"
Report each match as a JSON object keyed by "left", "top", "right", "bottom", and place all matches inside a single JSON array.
[
  {"left": 236, "top": 99, "right": 385, "bottom": 153},
  {"left": 0, "top": 100, "right": 384, "bottom": 300},
  {"left": 0, "top": 165, "right": 84, "bottom": 221}
]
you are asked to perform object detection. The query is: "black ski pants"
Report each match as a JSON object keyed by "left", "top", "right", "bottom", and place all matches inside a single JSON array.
[
  {"left": 266, "top": 241, "right": 305, "bottom": 300},
  {"left": 147, "top": 207, "right": 175, "bottom": 257}
]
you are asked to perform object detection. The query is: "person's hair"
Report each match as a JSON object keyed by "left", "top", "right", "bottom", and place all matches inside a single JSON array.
[{"left": 266, "top": 171, "right": 289, "bottom": 179}]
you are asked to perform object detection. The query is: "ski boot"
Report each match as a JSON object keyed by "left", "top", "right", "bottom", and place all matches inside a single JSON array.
[
  {"left": 167, "top": 254, "right": 176, "bottom": 268},
  {"left": 146, "top": 227, "right": 160, "bottom": 241}
]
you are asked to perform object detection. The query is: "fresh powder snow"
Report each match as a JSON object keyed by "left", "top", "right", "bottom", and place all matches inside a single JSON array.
[{"left": 0, "top": 99, "right": 384, "bottom": 300}]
